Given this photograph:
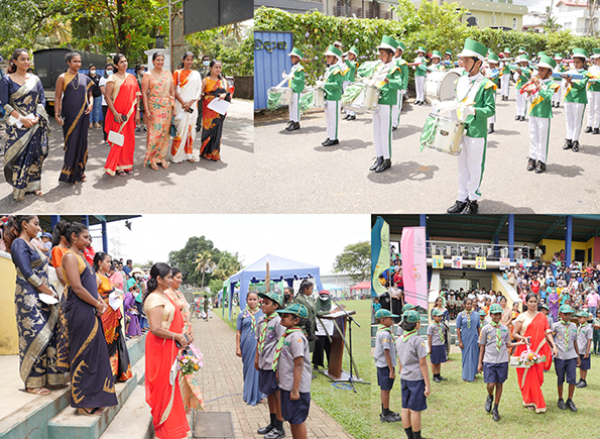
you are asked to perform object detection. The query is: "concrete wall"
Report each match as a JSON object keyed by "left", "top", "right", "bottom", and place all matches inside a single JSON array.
[
  {"left": 0, "top": 251, "right": 18, "bottom": 355},
  {"left": 456, "top": 0, "right": 527, "bottom": 31},
  {"left": 538, "top": 238, "right": 593, "bottom": 263}
]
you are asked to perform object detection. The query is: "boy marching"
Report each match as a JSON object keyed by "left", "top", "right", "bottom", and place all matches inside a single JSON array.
[
  {"left": 500, "top": 48, "right": 511, "bottom": 101},
  {"left": 514, "top": 55, "right": 531, "bottom": 122},
  {"left": 413, "top": 47, "right": 427, "bottom": 105},
  {"left": 392, "top": 41, "right": 409, "bottom": 131},
  {"left": 484, "top": 52, "right": 500, "bottom": 134},
  {"left": 562, "top": 48, "right": 589, "bottom": 152},
  {"left": 316, "top": 45, "right": 345, "bottom": 147},
  {"left": 343, "top": 46, "right": 359, "bottom": 121},
  {"left": 284, "top": 48, "right": 305, "bottom": 132},
  {"left": 584, "top": 48, "right": 600, "bottom": 134}
]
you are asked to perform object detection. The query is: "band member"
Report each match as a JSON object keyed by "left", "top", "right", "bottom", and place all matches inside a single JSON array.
[
  {"left": 444, "top": 50, "right": 453, "bottom": 65},
  {"left": 522, "top": 55, "right": 559, "bottom": 174},
  {"left": 369, "top": 36, "right": 403, "bottom": 173},
  {"left": 552, "top": 54, "right": 567, "bottom": 108},
  {"left": 317, "top": 45, "right": 344, "bottom": 147},
  {"left": 584, "top": 48, "right": 600, "bottom": 134},
  {"left": 562, "top": 48, "right": 589, "bottom": 152},
  {"left": 447, "top": 38, "right": 496, "bottom": 215},
  {"left": 500, "top": 48, "right": 511, "bottom": 101},
  {"left": 392, "top": 41, "right": 409, "bottom": 131},
  {"left": 430, "top": 51, "right": 445, "bottom": 71},
  {"left": 283, "top": 47, "right": 305, "bottom": 132},
  {"left": 518, "top": 47, "right": 526, "bottom": 56},
  {"left": 413, "top": 47, "right": 427, "bottom": 105},
  {"left": 343, "top": 46, "right": 359, "bottom": 121},
  {"left": 484, "top": 53, "right": 500, "bottom": 134},
  {"left": 514, "top": 55, "right": 531, "bottom": 121}
]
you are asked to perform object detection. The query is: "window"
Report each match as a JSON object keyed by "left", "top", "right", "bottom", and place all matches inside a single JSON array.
[
  {"left": 564, "top": 22, "right": 572, "bottom": 30},
  {"left": 492, "top": 14, "right": 496, "bottom": 25},
  {"left": 513, "top": 17, "right": 517, "bottom": 29}
]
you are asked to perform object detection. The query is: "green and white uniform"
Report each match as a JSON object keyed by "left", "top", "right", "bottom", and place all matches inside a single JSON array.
[
  {"left": 500, "top": 60, "right": 511, "bottom": 99},
  {"left": 586, "top": 60, "right": 600, "bottom": 128},
  {"left": 528, "top": 78, "right": 559, "bottom": 164},
  {"left": 344, "top": 57, "right": 358, "bottom": 116},
  {"left": 323, "top": 63, "right": 344, "bottom": 140},
  {"left": 288, "top": 63, "right": 305, "bottom": 123},
  {"left": 373, "top": 61, "right": 403, "bottom": 160},
  {"left": 392, "top": 57, "right": 409, "bottom": 129},
  {"left": 414, "top": 48, "right": 427, "bottom": 102},
  {"left": 552, "top": 61, "right": 568, "bottom": 106},
  {"left": 514, "top": 66, "right": 531, "bottom": 117},
  {"left": 564, "top": 68, "right": 589, "bottom": 142}
]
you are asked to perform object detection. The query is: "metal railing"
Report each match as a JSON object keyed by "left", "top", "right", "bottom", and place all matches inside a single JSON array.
[{"left": 426, "top": 240, "right": 540, "bottom": 262}]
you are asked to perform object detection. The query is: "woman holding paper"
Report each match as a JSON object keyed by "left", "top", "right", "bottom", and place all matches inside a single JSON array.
[
  {"left": 0, "top": 49, "right": 50, "bottom": 201},
  {"left": 94, "top": 251, "right": 132, "bottom": 382},
  {"left": 103, "top": 53, "right": 141, "bottom": 176},
  {"left": 200, "top": 60, "right": 232, "bottom": 161}
]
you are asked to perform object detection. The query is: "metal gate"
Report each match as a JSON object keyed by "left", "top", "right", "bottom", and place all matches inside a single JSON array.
[{"left": 254, "top": 31, "right": 294, "bottom": 110}]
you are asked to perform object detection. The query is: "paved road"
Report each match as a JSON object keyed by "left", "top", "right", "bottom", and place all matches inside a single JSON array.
[
  {"left": 0, "top": 99, "right": 254, "bottom": 214},
  {"left": 254, "top": 95, "right": 600, "bottom": 214}
]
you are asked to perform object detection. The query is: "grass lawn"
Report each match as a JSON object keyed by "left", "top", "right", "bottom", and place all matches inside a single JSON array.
[
  {"left": 215, "top": 300, "right": 371, "bottom": 439},
  {"left": 371, "top": 346, "right": 600, "bottom": 439}
]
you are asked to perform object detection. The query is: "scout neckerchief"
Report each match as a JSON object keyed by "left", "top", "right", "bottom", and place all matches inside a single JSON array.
[
  {"left": 402, "top": 329, "right": 418, "bottom": 342},
  {"left": 435, "top": 321, "right": 445, "bottom": 344},
  {"left": 465, "top": 310, "right": 473, "bottom": 329},
  {"left": 560, "top": 319, "right": 571, "bottom": 349},
  {"left": 258, "top": 313, "right": 276, "bottom": 354},
  {"left": 245, "top": 306, "right": 259, "bottom": 333},
  {"left": 578, "top": 322, "right": 589, "bottom": 337},
  {"left": 490, "top": 321, "right": 502, "bottom": 352},
  {"left": 377, "top": 324, "right": 395, "bottom": 341},
  {"left": 272, "top": 327, "right": 303, "bottom": 371}
]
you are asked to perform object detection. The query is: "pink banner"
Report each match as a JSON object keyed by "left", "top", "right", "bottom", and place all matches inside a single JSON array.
[{"left": 401, "top": 227, "right": 428, "bottom": 309}]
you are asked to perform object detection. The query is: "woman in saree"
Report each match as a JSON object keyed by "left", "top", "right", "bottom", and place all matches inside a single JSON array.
[
  {"left": 54, "top": 52, "right": 94, "bottom": 184},
  {"left": 236, "top": 291, "right": 265, "bottom": 406},
  {"left": 104, "top": 53, "right": 141, "bottom": 176},
  {"left": 0, "top": 49, "right": 50, "bottom": 201},
  {"left": 124, "top": 287, "right": 142, "bottom": 338},
  {"left": 169, "top": 52, "right": 202, "bottom": 164},
  {"left": 165, "top": 267, "right": 205, "bottom": 411},
  {"left": 62, "top": 223, "right": 118, "bottom": 415},
  {"left": 142, "top": 53, "right": 174, "bottom": 170},
  {"left": 144, "top": 263, "right": 192, "bottom": 439},
  {"left": 4, "top": 215, "right": 68, "bottom": 395},
  {"left": 512, "top": 292, "right": 556, "bottom": 413},
  {"left": 456, "top": 297, "right": 481, "bottom": 382},
  {"left": 200, "top": 60, "right": 232, "bottom": 161},
  {"left": 94, "top": 252, "right": 132, "bottom": 382}
]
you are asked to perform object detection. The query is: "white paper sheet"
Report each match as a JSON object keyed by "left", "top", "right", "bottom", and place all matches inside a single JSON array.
[
  {"left": 9, "top": 113, "right": 35, "bottom": 129},
  {"left": 207, "top": 98, "right": 230, "bottom": 115},
  {"left": 109, "top": 290, "right": 123, "bottom": 311}
]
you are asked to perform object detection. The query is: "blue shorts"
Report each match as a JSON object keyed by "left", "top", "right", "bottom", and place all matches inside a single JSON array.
[
  {"left": 259, "top": 369, "right": 279, "bottom": 395},
  {"left": 579, "top": 354, "right": 591, "bottom": 371},
  {"left": 483, "top": 362, "right": 508, "bottom": 384},
  {"left": 401, "top": 379, "right": 427, "bottom": 412},
  {"left": 377, "top": 366, "right": 395, "bottom": 391},
  {"left": 555, "top": 358, "right": 577, "bottom": 385},
  {"left": 430, "top": 345, "right": 447, "bottom": 364},
  {"left": 280, "top": 390, "right": 310, "bottom": 424}
]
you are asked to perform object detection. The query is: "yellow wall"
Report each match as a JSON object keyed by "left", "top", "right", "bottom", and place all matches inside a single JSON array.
[
  {"left": 0, "top": 252, "right": 18, "bottom": 355},
  {"left": 539, "top": 239, "right": 591, "bottom": 263},
  {"left": 456, "top": 0, "right": 527, "bottom": 31},
  {"left": 492, "top": 272, "right": 515, "bottom": 310}
]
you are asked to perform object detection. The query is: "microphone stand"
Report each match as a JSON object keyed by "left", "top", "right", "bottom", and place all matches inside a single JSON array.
[{"left": 330, "top": 296, "right": 360, "bottom": 393}]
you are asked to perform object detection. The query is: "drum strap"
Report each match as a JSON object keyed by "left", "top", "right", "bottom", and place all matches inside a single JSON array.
[{"left": 456, "top": 76, "right": 482, "bottom": 120}]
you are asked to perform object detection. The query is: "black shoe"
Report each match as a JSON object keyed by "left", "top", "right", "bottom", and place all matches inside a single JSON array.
[
  {"left": 573, "top": 140, "right": 580, "bottom": 152},
  {"left": 521, "top": 116, "right": 526, "bottom": 121},
  {"left": 321, "top": 138, "right": 330, "bottom": 146},
  {"left": 447, "top": 200, "right": 468, "bottom": 214},
  {"left": 322, "top": 139, "right": 339, "bottom": 147},
  {"left": 488, "top": 123, "right": 494, "bottom": 134},
  {"left": 594, "top": 128, "right": 600, "bottom": 134},
  {"left": 551, "top": 102, "right": 555, "bottom": 108},
  {"left": 258, "top": 424, "right": 274, "bottom": 435},
  {"left": 380, "top": 412, "right": 401, "bottom": 423},
  {"left": 492, "top": 408, "right": 501, "bottom": 422},
  {"left": 392, "top": 126, "right": 398, "bottom": 131},
  {"left": 515, "top": 115, "right": 520, "bottom": 121},
  {"left": 527, "top": 158, "right": 536, "bottom": 171},
  {"left": 566, "top": 399, "right": 578, "bottom": 412},
  {"left": 576, "top": 379, "right": 587, "bottom": 388},
  {"left": 374, "top": 158, "right": 391, "bottom": 173},
  {"left": 438, "top": 375, "right": 448, "bottom": 381},
  {"left": 535, "top": 160, "right": 546, "bottom": 174},
  {"left": 585, "top": 126, "right": 592, "bottom": 133},
  {"left": 557, "top": 399, "right": 567, "bottom": 410},
  {"left": 370, "top": 156, "right": 384, "bottom": 171},
  {"left": 485, "top": 395, "right": 493, "bottom": 413},
  {"left": 348, "top": 114, "right": 356, "bottom": 120},
  {"left": 461, "top": 200, "right": 479, "bottom": 215},
  {"left": 286, "top": 122, "right": 300, "bottom": 131},
  {"left": 264, "top": 427, "right": 286, "bottom": 439},
  {"left": 343, "top": 114, "right": 350, "bottom": 120},
  {"left": 563, "top": 139, "right": 573, "bottom": 150},
  {"left": 433, "top": 376, "right": 441, "bottom": 383},
  {"left": 556, "top": 103, "right": 560, "bottom": 108}
]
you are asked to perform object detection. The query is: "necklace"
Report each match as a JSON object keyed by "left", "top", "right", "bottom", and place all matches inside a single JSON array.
[{"left": 69, "top": 70, "right": 80, "bottom": 91}]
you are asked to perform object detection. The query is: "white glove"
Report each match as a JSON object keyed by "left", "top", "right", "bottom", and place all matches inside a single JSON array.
[
  {"left": 459, "top": 104, "right": 475, "bottom": 121},
  {"left": 282, "top": 72, "right": 291, "bottom": 80},
  {"left": 316, "top": 81, "right": 325, "bottom": 89}
]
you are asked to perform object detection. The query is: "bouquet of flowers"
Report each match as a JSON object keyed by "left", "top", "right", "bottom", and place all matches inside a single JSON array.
[
  {"left": 510, "top": 348, "right": 546, "bottom": 368},
  {"left": 177, "top": 343, "right": 205, "bottom": 376}
]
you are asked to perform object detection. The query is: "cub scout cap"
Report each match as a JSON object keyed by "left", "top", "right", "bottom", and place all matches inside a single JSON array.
[
  {"left": 376, "top": 309, "right": 399, "bottom": 319},
  {"left": 489, "top": 303, "right": 503, "bottom": 314},
  {"left": 559, "top": 304, "right": 575, "bottom": 314},
  {"left": 432, "top": 308, "right": 445, "bottom": 316},
  {"left": 258, "top": 291, "right": 283, "bottom": 308},
  {"left": 478, "top": 309, "right": 487, "bottom": 316},
  {"left": 403, "top": 309, "right": 421, "bottom": 322},
  {"left": 277, "top": 303, "right": 308, "bottom": 319},
  {"left": 402, "top": 303, "right": 416, "bottom": 312}
]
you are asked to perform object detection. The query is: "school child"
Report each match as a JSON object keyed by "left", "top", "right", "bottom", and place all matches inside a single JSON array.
[
  {"left": 273, "top": 303, "right": 312, "bottom": 439},
  {"left": 477, "top": 304, "right": 524, "bottom": 421},
  {"left": 575, "top": 311, "right": 592, "bottom": 388},
  {"left": 343, "top": 46, "right": 358, "bottom": 120},
  {"left": 585, "top": 48, "right": 600, "bottom": 134},
  {"left": 562, "top": 48, "right": 589, "bottom": 152},
  {"left": 428, "top": 309, "right": 447, "bottom": 383},
  {"left": 514, "top": 55, "right": 531, "bottom": 121},
  {"left": 479, "top": 309, "right": 490, "bottom": 326},
  {"left": 413, "top": 47, "right": 427, "bottom": 105},
  {"left": 485, "top": 53, "right": 500, "bottom": 134},
  {"left": 540, "top": 303, "right": 554, "bottom": 327},
  {"left": 398, "top": 303, "right": 417, "bottom": 338},
  {"left": 316, "top": 45, "right": 344, "bottom": 147},
  {"left": 500, "top": 48, "right": 511, "bottom": 101},
  {"left": 392, "top": 40, "right": 409, "bottom": 131},
  {"left": 396, "top": 309, "right": 431, "bottom": 439},
  {"left": 373, "top": 297, "right": 382, "bottom": 316},
  {"left": 551, "top": 304, "right": 580, "bottom": 412},
  {"left": 374, "top": 309, "right": 401, "bottom": 422},
  {"left": 593, "top": 309, "right": 600, "bottom": 354},
  {"left": 429, "top": 51, "right": 444, "bottom": 71},
  {"left": 256, "top": 292, "right": 286, "bottom": 439},
  {"left": 283, "top": 48, "right": 305, "bottom": 132}
]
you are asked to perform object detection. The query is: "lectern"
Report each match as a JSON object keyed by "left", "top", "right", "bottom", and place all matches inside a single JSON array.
[{"left": 319, "top": 309, "right": 363, "bottom": 383}]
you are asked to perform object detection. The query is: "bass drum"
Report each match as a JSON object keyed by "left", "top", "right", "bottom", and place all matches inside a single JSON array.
[{"left": 424, "top": 71, "right": 460, "bottom": 103}]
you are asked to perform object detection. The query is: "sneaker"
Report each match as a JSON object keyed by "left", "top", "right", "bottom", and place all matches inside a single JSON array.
[
  {"left": 485, "top": 395, "right": 493, "bottom": 413},
  {"left": 380, "top": 412, "right": 401, "bottom": 423},
  {"left": 557, "top": 399, "right": 567, "bottom": 410},
  {"left": 257, "top": 424, "right": 274, "bottom": 435},
  {"left": 566, "top": 399, "right": 577, "bottom": 412},
  {"left": 264, "top": 427, "right": 286, "bottom": 439}
]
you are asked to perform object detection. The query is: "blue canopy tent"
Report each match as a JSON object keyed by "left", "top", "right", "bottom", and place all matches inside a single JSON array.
[{"left": 226, "top": 254, "right": 324, "bottom": 320}]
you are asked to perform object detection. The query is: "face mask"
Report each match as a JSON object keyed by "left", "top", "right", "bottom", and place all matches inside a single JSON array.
[
  {"left": 106, "top": 70, "right": 113, "bottom": 76},
  {"left": 36, "top": 231, "right": 42, "bottom": 239},
  {"left": 90, "top": 69, "right": 96, "bottom": 75},
  {"left": 203, "top": 61, "right": 209, "bottom": 67}
]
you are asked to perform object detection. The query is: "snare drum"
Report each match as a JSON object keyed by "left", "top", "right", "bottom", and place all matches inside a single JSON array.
[
  {"left": 424, "top": 71, "right": 460, "bottom": 103},
  {"left": 267, "top": 87, "right": 292, "bottom": 110},
  {"left": 420, "top": 114, "right": 464, "bottom": 156},
  {"left": 314, "top": 88, "right": 325, "bottom": 108},
  {"left": 341, "top": 82, "right": 380, "bottom": 113}
]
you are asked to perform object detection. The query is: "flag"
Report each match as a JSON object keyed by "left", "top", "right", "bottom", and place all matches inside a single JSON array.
[
  {"left": 371, "top": 216, "right": 390, "bottom": 298},
  {"left": 401, "top": 227, "right": 428, "bottom": 309}
]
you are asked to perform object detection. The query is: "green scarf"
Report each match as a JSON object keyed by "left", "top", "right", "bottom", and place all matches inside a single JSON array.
[
  {"left": 578, "top": 323, "right": 589, "bottom": 337},
  {"left": 258, "top": 313, "right": 276, "bottom": 354},
  {"left": 377, "top": 324, "right": 395, "bottom": 341},
  {"left": 435, "top": 322, "right": 445, "bottom": 344},
  {"left": 402, "top": 329, "right": 418, "bottom": 342},
  {"left": 561, "top": 320, "right": 571, "bottom": 349},
  {"left": 272, "top": 327, "right": 303, "bottom": 372},
  {"left": 490, "top": 321, "right": 502, "bottom": 352},
  {"left": 245, "top": 306, "right": 259, "bottom": 333}
]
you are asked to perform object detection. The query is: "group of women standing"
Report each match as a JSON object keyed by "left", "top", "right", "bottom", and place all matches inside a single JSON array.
[{"left": 1, "top": 48, "right": 232, "bottom": 200}]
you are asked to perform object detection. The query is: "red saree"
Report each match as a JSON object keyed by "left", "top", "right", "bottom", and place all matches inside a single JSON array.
[
  {"left": 145, "top": 296, "right": 190, "bottom": 439},
  {"left": 104, "top": 73, "right": 140, "bottom": 175},
  {"left": 515, "top": 312, "right": 552, "bottom": 413}
]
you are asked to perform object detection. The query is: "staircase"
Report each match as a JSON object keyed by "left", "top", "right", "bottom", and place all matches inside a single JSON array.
[{"left": 0, "top": 335, "right": 153, "bottom": 439}]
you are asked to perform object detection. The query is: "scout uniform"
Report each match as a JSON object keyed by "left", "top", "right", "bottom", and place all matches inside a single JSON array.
[
  {"left": 274, "top": 304, "right": 312, "bottom": 427},
  {"left": 343, "top": 46, "right": 358, "bottom": 120},
  {"left": 552, "top": 54, "right": 567, "bottom": 108},
  {"left": 551, "top": 306, "right": 579, "bottom": 403},
  {"left": 485, "top": 52, "right": 500, "bottom": 133},
  {"left": 514, "top": 56, "right": 531, "bottom": 121},
  {"left": 392, "top": 41, "right": 409, "bottom": 130},
  {"left": 563, "top": 48, "right": 589, "bottom": 152},
  {"left": 428, "top": 309, "right": 447, "bottom": 367},
  {"left": 374, "top": 308, "right": 398, "bottom": 391},
  {"left": 576, "top": 311, "right": 592, "bottom": 385},
  {"left": 320, "top": 45, "right": 344, "bottom": 146},
  {"left": 370, "top": 36, "right": 403, "bottom": 174},
  {"left": 447, "top": 38, "right": 496, "bottom": 215},
  {"left": 500, "top": 48, "right": 511, "bottom": 101},
  {"left": 284, "top": 47, "right": 305, "bottom": 131},
  {"left": 593, "top": 313, "right": 600, "bottom": 354},
  {"left": 526, "top": 55, "right": 560, "bottom": 174},
  {"left": 478, "top": 316, "right": 510, "bottom": 385},
  {"left": 585, "top": 48, "right": 600, "bottom": 134},
  {"left": 413, "top": 47, "right": 427, "bottom": 105}
]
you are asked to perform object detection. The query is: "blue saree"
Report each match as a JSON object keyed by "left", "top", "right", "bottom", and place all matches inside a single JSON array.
[
  {"left": 237, "top": 307, "right": 265, "bottom": 406},
  {"left": 456, "top": 310, "right": 480, "bottom": 382},
  {"left": 10, "top": 238, "right": 68, "bottom": 388},
  {"left": 1, "top": 74, "right": 49, "bottom": 199}
]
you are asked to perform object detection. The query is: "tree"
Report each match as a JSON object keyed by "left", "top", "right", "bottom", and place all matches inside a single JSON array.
[
  {"left": 542, "top": 6, "right": 562, "bottom": 34},
  {"left": 168, "top": 236, "right": 221, "bottom": 287},
  {"left": 208, "top": 278, "right": 224, "bottom": 295},
  {"left": 213, "top": 251, "right": 243, "bottom": 281},
  {"left": 333, "top": 241, "right": 371, "bottom": 283},
  {"left": 195, "top": 250, "right": 216, "bottom": 288}
]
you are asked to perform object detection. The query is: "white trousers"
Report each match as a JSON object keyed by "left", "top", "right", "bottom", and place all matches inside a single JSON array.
[
  {"left": 500, "top": 73, "right": 509, "bottom": 98},
  {"left": 289, "top": 92, "right": 300, "bottom": 123},
  {"left": 529, "top": 116, "right": 551, "bottom": 163},
  {"left": 373, "top": 104, "right": 392, "bottom": 160},
  {"left": 415, "top": 76, "right": 425, "bottom": 102},
  {"left": 325, "top": 100, "right": 339, "bottom": 140},
  {"left": 392, "top": 90, "right": 404, "bottom": 128},
  {"left": 343, "top": 81, "right": 355, "bottom": 116},
  {"left": 516, "top": 91, "right": 527, "bottom": 117},
  {"left": 457, "top": 135, "right": 486, "bottom": 202},
  {"left": 587, "top": 91, "right": 600, "bottom": 128},
  {"left": 489, "top": 93, "right": 496, "bottom": 124},
  {"left": 565, "top": 101, "right": 586, "bottom": 141},
  {"left": 552, "top": 81, "right": 563, "bottom": 105}
]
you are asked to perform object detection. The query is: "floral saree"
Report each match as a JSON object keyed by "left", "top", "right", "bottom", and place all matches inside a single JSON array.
[
  {"left": 200, "top": 77, "right": 230, "bottom": 161},
  {"left": 169, "top": 69, "right": 202, "bottom": 163},
  {"left": 144, "top": 70, "right": 173, "bottom": 166}
]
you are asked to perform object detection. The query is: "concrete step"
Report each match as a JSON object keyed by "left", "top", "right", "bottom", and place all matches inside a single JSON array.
[{"left": 98, "top": 385, "right": 153, "bottom": 439}]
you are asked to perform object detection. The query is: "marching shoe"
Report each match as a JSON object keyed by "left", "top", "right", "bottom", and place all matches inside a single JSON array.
[
  {"left": 447, "top": 200, "right": 468, "bottom": 214},
  {"left": 392, "top": 126, "right": 398, "bottom": 131},
  {"left": 461, "top": 200, "right": 479, "bottom": 215},
  {"left": 515, "top": 115, "right": 520, "bottom": 121},
  {"left": 557, "top": 399, "right": 567, "bottom": 410},
  {"left": 551, "top": 102, "right": 555, "bottom": 108},
  {"left": 492, "top": 408, "right": 501, "bottom": 422},
  {"left": 285, "top": 120, "right": 294, "bottom": 128},
  {"left": 594, "top": 128, "right": 600, "bottom": 135},
  {"left": 347, "top": 114, "right": 356, "bottom": 120},
  {"left": 566, "top": 399, "right": 578, "bottom": 412},
  {"left": 527, "top": 158, "right": 536, "bottom": 172},
  {"left": 485, "top": 395, "right": 493, "bottom": 413},
  {"left": 488, "top": 123, "right": 494, "bottom": 134},
  {"left": 321, "top": 138, "right": 330, "bottom": 146},
  {"left": 258, "top": 424, "right": 274, "bottom": 435},
  {"left": 563, "top": 139, "right": 573, "bottom": 150},
  {"left": 343, "top": 114, "right": 350, "bottom": 120},
  {"left": 264, "top": 427, "right": 286, "bottom": 439},
  {"left": 534, "top": 161, "right": 546, "bottom": 174},
  {"left": 572, "top": 141, "right": 580, "bottom": 152},
  {"left": 585, "top": 126, "right": 592, "bottom": 133},
  {"left": 555, "top": 103, "right": 560, "bottom": 108},
  {"left": 374, "top": 158, "right": 391, "bottom": 173},
  {"left": 322, "top": 139, "right": 339, "bottom": 147},
  {"left": 286, "top": 122, "right": 300, "bottom": 131},
  {"left": 520, "top": 116, "right": 526, "bottom": 121},
  {"left": 370, "top": 156, "right": 384, "bottom": 171}
]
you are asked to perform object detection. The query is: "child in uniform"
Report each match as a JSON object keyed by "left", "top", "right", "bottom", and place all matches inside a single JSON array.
[
  {"left": 283, "top": 48, "right": 305, "bottom": 132},
  {"left": 584, "top": 48, "right": 600, "bottom": 134},
  {"left": 413, "top": 47, "right": 427, "bottom": 105},
  {"left": 374, "top": 308, "right": 401, "bottom": 422},
  {"left": 255, "top": 292, "right": 286, "bottom": 439},
  {"left": 551, "top": 304, "right": 580, "bottom": 412},
  {"left": 428, "top": 309, "right": 447, "bottom": 383},
  {"left": 500, "top": 48, "right": 511, "bottom": 101},
  {"left": 552, "top": 54, "right": 567, "bottom": 108},
  {"left": 485, "top": 52, "right": 500, "bottom": 134},
  {"left": 343, "top": 46, "right": 358, "bottom": 121},
  {"left": 396, "top": 309, "right": 431, "bottom": 439},
  {"left": 593, "top": 309, "right": 600, "bottom": 354},
  {"left": 429, "top": 51, "right": 445, "bottom": 71},
  {"left": 514, "top": 55, "right": 531, "bottom": 121},
  {"left": 540, "top": 303, "right": 554, "bottom": 327},
  {"left": 398, "top": 303, "right": 417, "bottom": 338},
  {"left": 392, "top": 41, "right": 409, "bottom": 131},
  {"left": 317, "top": 45, "right": 344, "bottom": 147},
  {"left": 479, "top": 308, "right": 490, "bottom": 326},
  {"left": 575, "top": 310, "right": 592, "bottom": 388},
  {"left": 562, "top": 48, "right": 589, "bottom": 152}
]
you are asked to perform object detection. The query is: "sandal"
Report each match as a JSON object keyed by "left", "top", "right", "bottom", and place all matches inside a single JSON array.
[
  {"left": 81, "top": 175, "right": 87, "bottom": 183},
  {"left": 161, "top": 161, "right": 169, "bottom": 170},
  {"left": 150, "top": 163, "right": 159, "bottom": 171},
  {"left": 187, "top": 158, "right": 195, "bottom": 163},
  {"left": 117, "top": 171, "right": 126, "bottom": 177},
  {"left": 78, "top": 407, "right": 104, "bottom": 416},
  {"left": 27, "top": 387, "right": 51, "bottom": 395}
]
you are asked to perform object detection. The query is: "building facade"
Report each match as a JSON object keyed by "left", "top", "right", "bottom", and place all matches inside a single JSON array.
[{"left": 553, "top": 1, "right": 599, "bottom": 36}]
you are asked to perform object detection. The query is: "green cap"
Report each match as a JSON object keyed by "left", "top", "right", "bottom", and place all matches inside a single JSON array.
[
  {"left": 258, "top": 291, "right": 283, "bottom": 308},
  {"left": 489, "top": 303, "right": 503, "bottom": 314},
  {"left": 504, "top": 47, "right": 511, "bottom": 53},
  {"left": 519, "top": 47, "right": 526, "bottom": 52},
  {"left": 432, "top": 308, "right": 445, "bottom": 316},
  {"left": 348, "top": 46, "right": 359, "bottom": 57},
  {"left": 445, "top": 50, "right": 452, "bottom": 55},
  {"left": 276, "top": 303, "right": 309, "bottom": 319},
  {"left": 397, "top": 41, "right": 406, "bottom": 52},
  {"left": 402, "top": 303, "right": 416, "bottom": 312},
  {"left": 540, "top": 303, "right": 549, "bottom": 311},
  {"left": 572, "top": 48, "right": 587, "bottom": 60},
  {"left": 415, "top": 46, "right": 426, "bottom": 54},
  {"left": 324, "top": 45, "right": 343, "bottom": 59},
  {"left": 575, "top": 310, "right": 589, "bottom": 318},
  {"left": 431, "top": 50, "right": 443, "bottom": 59},
  {"left": 488, "top": 52, "right": 499, "bottom": 63},
  {"left": 478, "top": 309, "right": 487, "bottom": 316},
  {"left": 458, "top": 38, "right": 487, "bottom": 61},
  {"left": 376, "top": 308, "right": 399, "bottom": 319},
  {"left": 559, "top": 304, "right": 575, "bottom": 314},
  {"left": 288, "top": 47, "right": 304, "bottom": 59},
  {"left": 537, "top": 51, "right": 546, "bottom": 58},
  {"left": 378, "top": 35, "right": 398, "bottom": 51},
  {"left": 403, "top": 309, "right": 421, "bottom": 322},
  {"left": 537, "top": 55, "right": 557, "bottom": 70},
  {"left": 518, "top": 55, "right": 530, "bottom": 62},
  {"left": 554, "top": 53, "right": 564, "bottom": 59},
  {"left": 592, "top": 48, "right": 600, "bottom": 58}
]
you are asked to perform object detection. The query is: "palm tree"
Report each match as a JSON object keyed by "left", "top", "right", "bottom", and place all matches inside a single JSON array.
[
  {"left": 213, "top": 251, "right": 243, "bottom": 281},
  {"left": 195, "top": 250, "right": 216, "bottom": 288}
]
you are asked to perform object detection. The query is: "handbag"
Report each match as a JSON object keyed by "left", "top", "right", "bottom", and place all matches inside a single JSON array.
[{"left": 170, "top": 116, "right": 176, "bottom": 137}]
